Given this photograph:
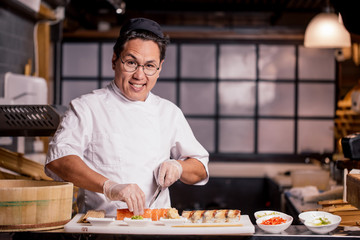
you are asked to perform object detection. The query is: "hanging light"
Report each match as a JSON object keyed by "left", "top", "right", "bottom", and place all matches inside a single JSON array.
[
  {"left": 116, "top": 1, "right": 126, "bottom": 14},
  {"left": 304, "top": 10, "right": 351, "bottom": 48},
  {"left": 107, "top": 0, "right": 126, "bottom": 15}
]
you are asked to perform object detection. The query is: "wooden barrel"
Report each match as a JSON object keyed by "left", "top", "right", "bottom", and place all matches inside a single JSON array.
[{"left": 0, "top": 180, "right": 73, "bottom": 231}]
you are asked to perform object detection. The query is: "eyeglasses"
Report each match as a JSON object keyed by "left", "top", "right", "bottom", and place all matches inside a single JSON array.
[{"left": 120, "top": 58, "right": 159, "bottom": 76}]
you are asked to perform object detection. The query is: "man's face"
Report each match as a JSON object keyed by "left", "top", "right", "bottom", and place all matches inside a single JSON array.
[{"left": 112, "top": 38, "right": 163, "bottom": 102}]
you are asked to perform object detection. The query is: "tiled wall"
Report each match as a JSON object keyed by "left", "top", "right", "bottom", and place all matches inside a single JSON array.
[{"left": 0, "top": 7, "right": 35, "bottom": 97}]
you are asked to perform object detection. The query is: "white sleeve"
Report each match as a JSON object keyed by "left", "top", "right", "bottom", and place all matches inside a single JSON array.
[
  {"left": 170, "top": 110, "right": 209, "bottom": 185},
  {"left": 45, "top": 99, "right": 93, "bottom": 180}
]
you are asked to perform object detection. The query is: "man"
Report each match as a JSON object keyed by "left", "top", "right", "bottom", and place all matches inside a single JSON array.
[{"left": 45, "top": 18, "right": 209, "bottom": 217}]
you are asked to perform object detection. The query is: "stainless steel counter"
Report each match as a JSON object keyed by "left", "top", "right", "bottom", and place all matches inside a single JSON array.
[{"left": 1, "top": 225, "right": 360, "bottom": 240}]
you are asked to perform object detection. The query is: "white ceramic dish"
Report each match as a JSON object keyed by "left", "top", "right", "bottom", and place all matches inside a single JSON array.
[
  {"left": 299, "top": 211, "right": 341, "bottom": 234},
  {"left": 254, "top": 210, "right": 283, "bottom": 220},
  {"left": 123, "top": 217, "right": 152, "bottom": 227},
  {"left": 256, "top": 213, "right": 293, "bottom": 233},
  {"left": 298, "top": 211, "right": 334, "bottom": 223},
  {"left": 87, "top": 217, "right": 115, "bottom": 226},
  {"left": 159, "top": 217, "right": 187, "bottom": 226}
]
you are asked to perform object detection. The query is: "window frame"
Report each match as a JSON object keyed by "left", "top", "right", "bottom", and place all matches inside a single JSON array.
[{"left": 59, "top": 38, "right": 336, "bottom": 163}]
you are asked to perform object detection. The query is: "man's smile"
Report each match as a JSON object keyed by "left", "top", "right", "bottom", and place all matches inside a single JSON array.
[{"left": 130, "top": 82, "right": 146, "bottom": 87}]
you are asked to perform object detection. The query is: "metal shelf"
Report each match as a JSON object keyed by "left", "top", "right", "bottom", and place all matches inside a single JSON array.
[{"left": 0, "top": 105, "right": 60, "bottom": 136}]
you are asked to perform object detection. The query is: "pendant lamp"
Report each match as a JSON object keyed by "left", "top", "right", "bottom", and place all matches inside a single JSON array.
[{"left": 304, "top": 12, "right": 351, "bottom": 48}]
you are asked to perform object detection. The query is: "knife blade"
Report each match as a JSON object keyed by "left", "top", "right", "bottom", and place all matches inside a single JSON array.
[{"left": 148, "top": 185, "right": 162, "bottom": 208}]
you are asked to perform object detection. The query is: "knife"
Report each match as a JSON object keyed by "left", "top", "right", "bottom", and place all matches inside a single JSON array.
[{"left": 148, "top": 185, "right": 162, "bottom": 208}]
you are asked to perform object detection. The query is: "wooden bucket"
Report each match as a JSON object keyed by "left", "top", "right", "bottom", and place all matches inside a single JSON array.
[{"left": 0, "top": 180, "right": 73, "bottom": 231}]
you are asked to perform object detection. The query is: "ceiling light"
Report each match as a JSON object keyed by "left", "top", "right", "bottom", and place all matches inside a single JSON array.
[
  {"left": 107, "top": 0, "right": 126, "bottom": 15},
  {"left": 304, "top": 12, "right": 351, "bottom": 48}
]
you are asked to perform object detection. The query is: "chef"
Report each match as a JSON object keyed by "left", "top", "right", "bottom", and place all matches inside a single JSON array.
[{"left": 45, "top": 18, "right": 209, "bottom": 217}]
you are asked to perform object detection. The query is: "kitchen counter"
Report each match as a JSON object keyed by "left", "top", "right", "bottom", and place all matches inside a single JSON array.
[
  {"left": 1, "top": 163, "right": 355, "bottom": 239},
  {"left": 1, "top": 225, "right": 360, "bottom": 240},
  {"left": 1, "top": 212, "right": 360, "bottom": 240},
  {"left": 208, "top": 162, "right": 323, "bottom": 178},
  {"left": 284, "top": 191, "right": 320, "bottom": 215}
]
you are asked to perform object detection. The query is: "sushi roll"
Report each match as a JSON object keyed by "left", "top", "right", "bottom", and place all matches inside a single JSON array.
[{"left": 181, "top": 209, "right": 241, "bottom": 223}]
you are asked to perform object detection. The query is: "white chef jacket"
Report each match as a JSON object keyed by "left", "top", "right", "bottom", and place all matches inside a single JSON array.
[{"left": 45, "top": 81, "right": 209, "bottom": 216}]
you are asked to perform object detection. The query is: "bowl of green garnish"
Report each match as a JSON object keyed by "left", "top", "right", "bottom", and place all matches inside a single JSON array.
[
  {"left": 254, "top": 210, "right": 283, "bottom": 220},
  {"left": 124, "top": 216, "right": 151, "bottom": 227},
  {"left": 299, "top": 211, "right": 341, "bottom": 234}
]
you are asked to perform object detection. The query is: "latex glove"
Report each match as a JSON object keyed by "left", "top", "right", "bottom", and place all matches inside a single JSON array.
[
  {"left": 103, "top": 180, "right": 145, "bottom": 215},
  {"left": 157, "top": 160, "right": 183, "bottom": 188}
]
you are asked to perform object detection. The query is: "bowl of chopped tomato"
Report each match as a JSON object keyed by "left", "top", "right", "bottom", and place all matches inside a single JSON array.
[{"left": 256, "top": 214, "right": 293, "bottom": 233}]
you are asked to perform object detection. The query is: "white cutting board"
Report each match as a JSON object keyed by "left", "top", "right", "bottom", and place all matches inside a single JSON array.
[{"left": 64, "top": 214, "right": 255, "bottom": 235}]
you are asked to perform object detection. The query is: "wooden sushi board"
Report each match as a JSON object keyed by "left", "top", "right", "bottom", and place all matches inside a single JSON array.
[
  {"left": 317, "top": 198, "right": 360, "bottom": 227},
  {"left": 64, "top": 214, "right": 255, "bottom": 235}
]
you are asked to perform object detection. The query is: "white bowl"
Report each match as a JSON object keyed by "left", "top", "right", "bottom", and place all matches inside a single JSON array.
[
  {"left": 159, "top": 217, "right": 187, "bottom": 226},
  {"left": 298, "top": 211, "right": 334, "bottom": 223},
  {"left": 254, "top": 210, "right": 283, "bottom": 220},
  {"left": 87, "top": 217, "right": 115, "bottom": 226},
  {"left": 299, "top": 211, "right": 341, "bottom": 234},
  {"left": 256, "top": 214, "right": 293, "bottom": 233},
  {"left": 123, "top": 217, "right": 152, "bottom": 227}
]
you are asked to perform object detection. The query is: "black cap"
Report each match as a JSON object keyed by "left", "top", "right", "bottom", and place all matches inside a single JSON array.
[{"left": 120, "top": 18, "right": 164, "bottom": 38}]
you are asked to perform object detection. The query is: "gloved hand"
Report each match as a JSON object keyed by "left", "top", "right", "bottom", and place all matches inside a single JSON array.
[
  {"left": 103, "top": 180, "right": 145, "bottom": 215},
  {"left": 157, "top": 160, "right": 183, "bottom": 188}
]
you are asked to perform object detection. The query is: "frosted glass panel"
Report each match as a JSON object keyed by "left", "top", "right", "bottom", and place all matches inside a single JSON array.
[
  {"left": 180, "top": 82, "right": 216, "bottom": 115},
  {"left": 63, "top": 43, "right": 98, "bottom": 77},
  {"left": 188, "top": 118, "right": 215, "bottom": 152},
  {"left": 60, "top": 40, "right": 337, "bottom": 157},
  {"left": 219, "top": 45, "right": 256, "bottom": 80},
  {"left": 101, "top": 43, "right": 114, "bottom": 78},
  {"left": 259, "top": 45, "right": 295, "bottom": 80},
  {"left": 299, "top": 47, "right": 335, "bottom": 80},
  {"left": 62, "top": 80, "right": 98, "bottom": 106},
  {"left": 151, "top": 81, "right": 176, "bottom": 104},
  {"left": 219, "top": 82, "right": 256, "bottom": 115},
  {"left": 258, "top": 119, "right": 294, "bottom": 153},
  {"left": 219, "top": 119, "right": 254, "bottom": 153},
  {"left": 181, "top": 44, "right": 216, "bottom": 79},
  {"left": 298, "top": 120, "right": 334, "bottom": 153},
  {"left": 160, "top": 44, "right": 177, "bottom": 78},
  {"left": 259, "top": 82, "right": 295, "bottom": 116},
  {"left": 298, "top": 83, "right": 335, "bottom": 117}
]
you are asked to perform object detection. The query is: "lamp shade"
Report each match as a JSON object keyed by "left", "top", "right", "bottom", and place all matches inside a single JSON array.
[{"left": 304, "top": 13, "right": 351, "bottom": 48}]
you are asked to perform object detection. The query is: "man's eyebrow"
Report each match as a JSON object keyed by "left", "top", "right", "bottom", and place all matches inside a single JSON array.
[
  {"left": 123, "top": 53, "right": 137, "bottom": 59},
  {"left": 123, "top": 53, "right": 157, "bottom": 63}
]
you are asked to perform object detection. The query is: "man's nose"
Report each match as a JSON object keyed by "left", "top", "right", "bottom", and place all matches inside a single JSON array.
[{"left": 133, "top": 65, "right": 146, "bottom": 78}]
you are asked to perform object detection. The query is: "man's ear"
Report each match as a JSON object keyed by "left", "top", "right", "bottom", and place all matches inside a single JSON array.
[
  {"left": 158, "top": 59, "right": 164, "bottom": 72},
  {"left": 112, "top": 53, "right": 118, "bottom": 70}
]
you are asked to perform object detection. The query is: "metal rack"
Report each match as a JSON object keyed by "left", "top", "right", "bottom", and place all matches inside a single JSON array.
[{"left": 0, "top": 105, "right": 60, "bottom": 136}]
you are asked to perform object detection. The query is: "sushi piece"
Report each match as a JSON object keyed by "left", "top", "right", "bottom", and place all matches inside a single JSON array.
[
  {"left": 214, "top": 210, "right": 227, "bottom": 223},
  {"left": 181, "top": 210, "right": 192, "bottom": 220},
  {"left": 202, "top": 210, "right": 216, "bottom": 223},
  {"left": 191, "top": 210, "right": 205, "bottom": 223},
  {"left": 166, "top": 208, "right": 181, "bottom": 219},
  {"left": 227, "top": 209, "right": 241, "bottom": 222}
]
